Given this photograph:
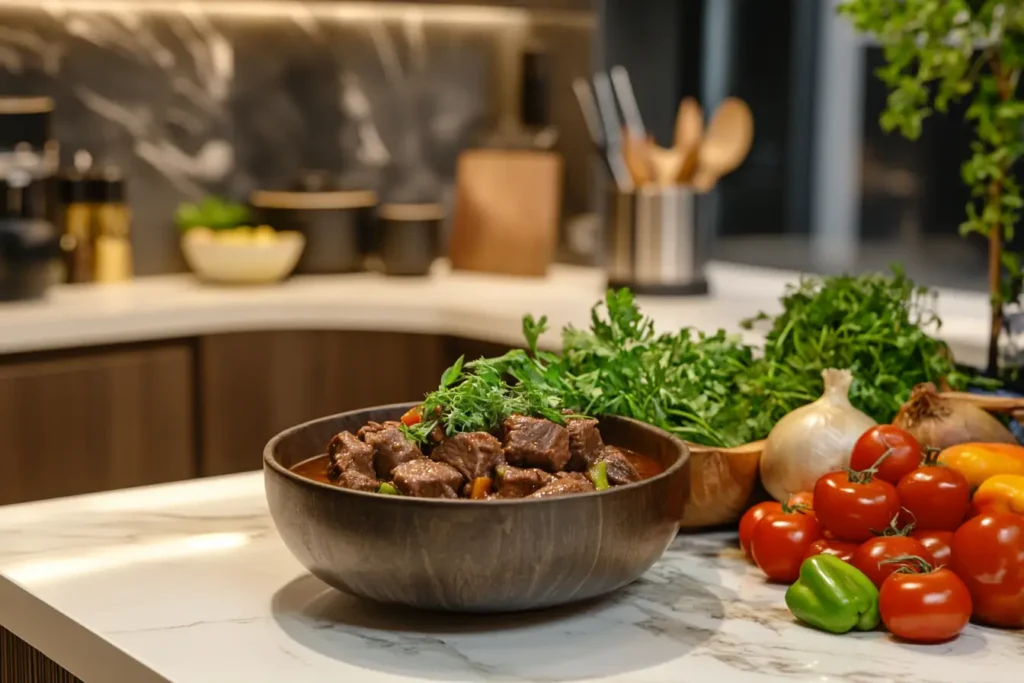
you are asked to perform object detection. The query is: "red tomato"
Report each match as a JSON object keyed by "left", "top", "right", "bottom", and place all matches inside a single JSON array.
[
  {"left": 911, "top": 530, "right": 954, "bottom": 568},
  {"left": 738, "top": 501, "right": 782, "bottom": 560},
  {"left": 851, "top": 535, "right": 929, "bottom": 588},
  {"left": 813, "top": 470, "right": 900, "bottom": 541},
  {"left": 803, "top": 538, "right": 859, "bottom": 563},
  {"left": 788, "top": 491, "right": 814, "bottom": 510},
  {"left": 965, "top": 498, "right": 984, "bottom": 520},
  {"left": 952, "top": 513, "right": 1024, "bottom": 628},
  {"left": 750, "top": 510, "right": 821, "bottom": 583},
  {"left": 849, "top": 425, "right": 922, "bottom": 484},
  {"left": 880, "top": 564, "right": 972, "bottom": 643},
  {"left": 896, "top": 466, "right": 970, "bottom": 531}
]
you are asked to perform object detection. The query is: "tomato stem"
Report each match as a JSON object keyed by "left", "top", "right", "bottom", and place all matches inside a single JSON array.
[
  {"left": 780, "top": 500, "right": 812, "bottom": 515},
  {"left": 847, "top": 446, "right": 893, "bottom": 484},
  {"left": 880, "top": 554, "right": 934, "bottom": 575},
  {"left": 921, "top": 445, "right": 942, "bottom": 467},
  {"left": 875, "top": 512, "right": 914, "bottom": 537}
]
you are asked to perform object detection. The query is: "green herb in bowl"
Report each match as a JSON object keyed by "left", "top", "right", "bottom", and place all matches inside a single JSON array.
[{"left": 175, "top": 196, "right": 252, "bottom": 232}]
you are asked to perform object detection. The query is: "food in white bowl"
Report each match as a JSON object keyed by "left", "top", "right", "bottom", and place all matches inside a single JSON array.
[{"left": 181, "top": 226, "right": 305, "bottom": 284}]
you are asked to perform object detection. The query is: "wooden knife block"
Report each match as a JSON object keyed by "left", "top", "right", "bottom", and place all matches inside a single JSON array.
[{"left": 449, "top": 149, "right": 563, "bottom": 277}]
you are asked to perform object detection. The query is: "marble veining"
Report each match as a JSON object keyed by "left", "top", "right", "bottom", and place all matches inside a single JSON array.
[
  {"left": 0, "top": 473, "right": 1020, "bottom": 682},
  {"left": 0, "top": 1, "right": 593, "bottom": 274}
]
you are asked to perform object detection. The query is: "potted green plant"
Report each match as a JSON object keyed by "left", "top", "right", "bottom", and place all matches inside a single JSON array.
[{"left": 839, "top": 1, "right": 1024, "bottom": 379}]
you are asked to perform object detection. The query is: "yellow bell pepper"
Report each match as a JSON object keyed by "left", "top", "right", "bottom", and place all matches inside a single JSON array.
[
  {"left": 973, "top": 475, "right": 1024, "bottom": 515},
  {"left": 937, "top": 442, "right": 1024, "bottom": 489}
]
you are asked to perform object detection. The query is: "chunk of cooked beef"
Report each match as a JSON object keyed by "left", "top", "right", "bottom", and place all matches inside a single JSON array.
[
  {"left": 431, "top": 432, "right": 505, "bottom": 481},
  {"left": 392, "top": 459, "right": 464, "bottom": 498},
  {"left": 529, "top": 471, "right": 595, "bottom": 498},
  {"left": 326, "top": 431, "right": 378, "bottom": 492},
  {"left": 503, "top": 415, "right": 571, "bottom": 472},
  {"left": 358, "top": 421, "right": 423, "bottom": 480},
  {"left": 596, "top": 446, "right": 642, "bottom": 485},
  {"left": 566, "top": 418, "right": 604, "bottom": 471},
  {"left": 495, "top": 465, "right": 554, "bottom": 499}
]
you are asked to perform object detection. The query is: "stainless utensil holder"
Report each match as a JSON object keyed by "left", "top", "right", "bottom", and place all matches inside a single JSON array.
[{"left": 605, "top": 186, "right": 707, "bottom": 296}]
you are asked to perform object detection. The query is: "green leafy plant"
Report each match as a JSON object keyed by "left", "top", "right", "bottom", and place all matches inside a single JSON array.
[
  {"left": 839, "top": 0, "right": 1024, "bottom": 376},
  {"left": 174, "top": 196, "right": 251, "bottom": 232}
]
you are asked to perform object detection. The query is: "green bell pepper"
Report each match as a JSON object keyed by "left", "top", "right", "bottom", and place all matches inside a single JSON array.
[{"left": 785, "top": 554, "right": 880, "bottom": 634}]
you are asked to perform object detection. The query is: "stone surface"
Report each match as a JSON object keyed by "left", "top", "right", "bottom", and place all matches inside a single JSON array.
[{"left": 0, "top": 472, "right": 1021, "bottom": 682}]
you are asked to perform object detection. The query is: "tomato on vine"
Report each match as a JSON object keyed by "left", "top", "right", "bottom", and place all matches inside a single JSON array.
[
  {"left": 896, "top": 450, "right": 970, "bottom": 531},
  {"left": 851, "top": 520, "right": 929, "bottom": 588},
  {"left": 738, "top": 501, "right": 781, "bottom": 560},
  {"left": 952, "top": 513, "right": 1024, "bottom": 628},
  {"left": 910, "top": 530, "right": 954, "bottom": 568},
  {"left": 739, "top": 493, "right": 813, "bottom": 560},
  {"left": 750, "top": 502, "right": 820, "bottom": 583},
  {"left": 814, "top": 460, "right": 900, "bottom": 542},
  {"left": 849, "top": 425, "right": 922, "bottom": 484},
  {"left": 803, "top": 538, "right": 859, "bottom": 563},
  {"left": 879, "top": 556, "right": 972, "bottom": 643}
]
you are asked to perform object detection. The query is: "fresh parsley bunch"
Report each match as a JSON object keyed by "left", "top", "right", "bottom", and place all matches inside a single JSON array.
[{"left": 409, "top": 270, "right": 985, "bottom": 449}]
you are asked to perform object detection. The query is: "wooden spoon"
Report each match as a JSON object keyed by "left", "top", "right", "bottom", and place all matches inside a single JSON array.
[
  {"left": 621, "top": 126, "right": 653, "bottom": 186},
  {"left": 674, "top": 97, "right": 703, "bottom": 183},
  {"left": 646, "top": 139, "right": 685, "bottom": 188},
  {"left": 691, "top": 97, "right": 754, "bottom": 193}
]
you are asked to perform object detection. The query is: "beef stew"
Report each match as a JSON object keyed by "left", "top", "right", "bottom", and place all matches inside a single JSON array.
[{"left": 292, "top": 412, "right": 664, "bottom": 500}]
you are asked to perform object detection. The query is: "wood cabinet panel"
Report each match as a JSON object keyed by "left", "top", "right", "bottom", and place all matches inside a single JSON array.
[
  {"left": 0, "top": 344, "right": 195, "bottom": 505},
  {"left": 200, "top": 331, "right": 446, "bottom": 476}
]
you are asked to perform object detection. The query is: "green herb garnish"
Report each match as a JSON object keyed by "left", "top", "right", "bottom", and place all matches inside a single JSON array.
[{"left": 404, "top": 270, "right": 989, "bottom": 449}]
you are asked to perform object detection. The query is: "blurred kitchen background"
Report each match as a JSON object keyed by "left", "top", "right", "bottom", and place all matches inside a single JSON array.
[
  {"left": 0, "top": 0, "right": 1010, "bottom": 506},
  {"left": 0, "top": 0, "right": 1000, "bottom": 289}
]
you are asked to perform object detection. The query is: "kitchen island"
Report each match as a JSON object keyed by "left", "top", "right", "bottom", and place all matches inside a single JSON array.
[{"left": 0, "top": 474, "right": 1019, "bottom": 683}]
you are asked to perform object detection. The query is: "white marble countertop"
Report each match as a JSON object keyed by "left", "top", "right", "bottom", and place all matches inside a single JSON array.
[
  {"left": 0, "top": 473, "right": 1021, "bottom": 683},
  {"left": 0, "top": 261, "right": 996, "bottom": 368}
]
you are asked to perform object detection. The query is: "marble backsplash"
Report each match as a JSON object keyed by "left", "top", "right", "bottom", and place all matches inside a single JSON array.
[{"left": 0, "top": 1, "right": 593, "bottom": 275}]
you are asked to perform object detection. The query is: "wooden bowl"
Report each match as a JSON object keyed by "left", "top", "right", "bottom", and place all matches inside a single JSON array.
[
  {"left": 264, "top": 403, "right": 689, "bottom": 613},
  {"left": 678, "top": 440, "right": 764, "bottom": 529}
]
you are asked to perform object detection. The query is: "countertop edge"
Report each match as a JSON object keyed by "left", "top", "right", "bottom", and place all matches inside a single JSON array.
[
  {"left": 0, "top": 262, "right": 996, "bottom": 368},
  {"left": 0, "top": 575, "right": 168, "bottom": 683}
]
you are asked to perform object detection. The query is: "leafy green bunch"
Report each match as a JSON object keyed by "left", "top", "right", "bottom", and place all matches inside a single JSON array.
[
  {"left": 556, "top": 289, "right": 786, "bottom": 447},
  {"left": 409, "top": 272, "right": 980, "bottom": 449},
  {"left": 839, "top": 0, "right": 1024, "bottom": 374},
  {"left": 746, "top": 267, "right": 978, "bottom": 423}
]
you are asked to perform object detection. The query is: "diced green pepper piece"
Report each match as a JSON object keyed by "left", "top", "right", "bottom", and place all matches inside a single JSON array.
[
  {"left": 377, "top": 482, "right": 400, "bottom": 495},
  {"left": 588, "top": 460, "right": 610, "bottom": 490}
]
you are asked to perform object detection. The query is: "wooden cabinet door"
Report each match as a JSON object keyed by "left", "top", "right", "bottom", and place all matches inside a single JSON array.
[
  {"left": 0, "top": 343, "right": 196, "bottom": 505},
  {"left": 200, "top": 331, "right": 445, "bottom": 476}
]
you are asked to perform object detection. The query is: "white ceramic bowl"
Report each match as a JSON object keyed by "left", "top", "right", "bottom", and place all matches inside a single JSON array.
[{"left": 181, "top": 229, "right": 305, "bottom": 284}]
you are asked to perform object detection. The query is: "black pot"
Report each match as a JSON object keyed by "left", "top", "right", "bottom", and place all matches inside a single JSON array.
[
  {"left": 374, "top": 203, "right": 443, "bottom": 276},
  {"left": 0, "top": 217, "right": 61, "bottom": 301},
  {"left": 251, "top": 172, "right": 377, "bottom": 275}
]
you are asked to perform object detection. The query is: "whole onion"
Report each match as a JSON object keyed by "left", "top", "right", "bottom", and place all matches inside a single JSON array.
[
  {"left": 893, "top": 382, "right": 1016, "bottom": 451},
  {"left": 760, "top": 368, "right": 876, "bottom": 501}
]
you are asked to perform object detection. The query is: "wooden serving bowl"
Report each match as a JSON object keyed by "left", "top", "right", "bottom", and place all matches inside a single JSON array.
[
  {"left": 679, "top": 440, "right": 764, "bottom": 529},
  {"left": 264, "top": 403, "right": 689, "bottom": 613}
]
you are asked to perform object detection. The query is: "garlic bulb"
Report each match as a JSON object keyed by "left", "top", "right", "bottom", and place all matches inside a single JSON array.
[{"left": 759, "top": 369, "right": 876, "bottom": 501}]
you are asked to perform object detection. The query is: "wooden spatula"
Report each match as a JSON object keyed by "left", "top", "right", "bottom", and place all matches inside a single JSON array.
[
  {"left": 674, "top": 97, "right": 703, "bottom": 183},
  {"left": 691, "top": 97, "right": 754, "bottom": 193}
]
